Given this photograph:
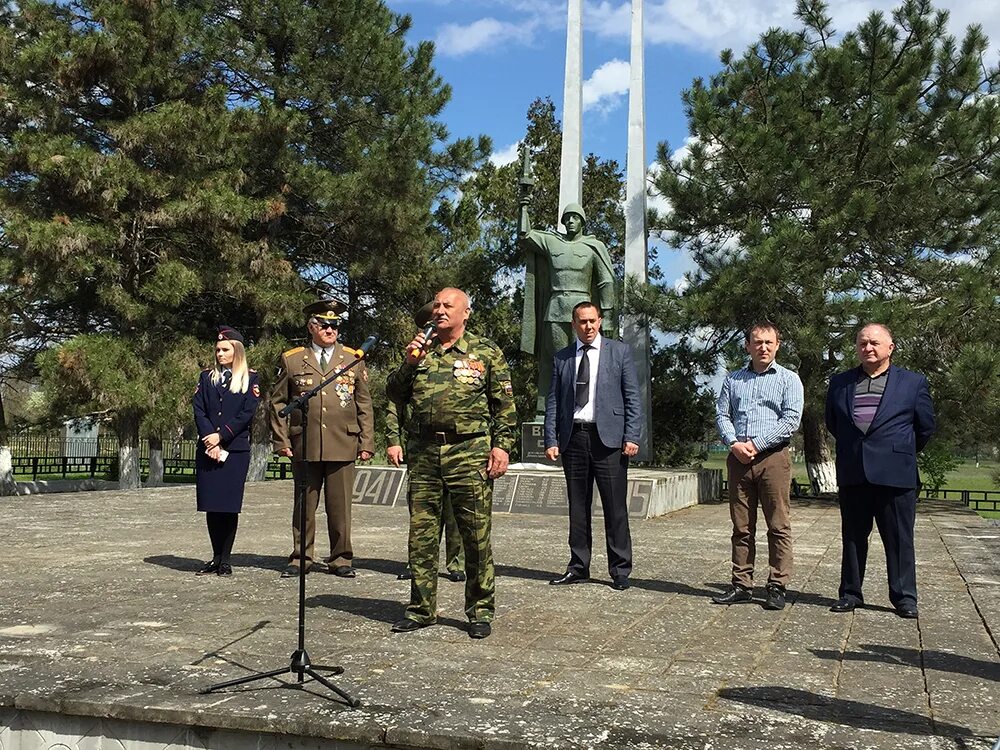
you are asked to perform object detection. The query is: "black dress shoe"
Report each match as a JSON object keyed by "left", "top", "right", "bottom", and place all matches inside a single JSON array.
[
  {"left": 195, "top": 560, "right": 220, "bottom": 576},
  {"left": 330, "top": 565, "right": 357, "bottom": 578},
  {"left": 764, "top": 583, "right": 785, "bottom": 610},
  {"left": 611, "top": 576, "right": 630, "bottom": 591},
  {"left": 830, "top": 597, "right": 858, "bottom": 613},
  {"left": 391, "top": 618, "right": 431, "bottom": 633},
  {"left": 895, "top": 604, "right": 919, "bottom": 619},
  {"left": 549, "top": 572, "right": 589, "bottom": 586},
  {"left": 712, "top": 586, "right": 753, "bottom": 605},
  {"left": 280, "top": 564, "right": 304, "bottom": 578},
  {"left": 446, "top": 570, "right": 467, "bottom": 582},
  {"left": 217, "top": 563, "right": 233, "bottom": 577},
  {"left": 468, "top": 622, "right": 491, "bottom": 639}
]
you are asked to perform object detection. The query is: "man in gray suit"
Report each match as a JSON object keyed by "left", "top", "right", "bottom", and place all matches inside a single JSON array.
[{"left": 544, "top": 301, "right": 641, "bottom": 591}]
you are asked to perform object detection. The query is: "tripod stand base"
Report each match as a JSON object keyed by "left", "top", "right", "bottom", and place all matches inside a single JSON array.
[{"left": 201, "top": 649, "right": 361, "bottom": 707}]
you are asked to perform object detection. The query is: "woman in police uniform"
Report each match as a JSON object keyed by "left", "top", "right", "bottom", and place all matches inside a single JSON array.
[{"left": 192, "top": 326, "right": 261, "bottom": 576}]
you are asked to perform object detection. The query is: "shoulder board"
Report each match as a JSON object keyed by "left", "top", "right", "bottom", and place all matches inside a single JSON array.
[
  {"left": 283, "top": 346, "right": 305, "bottom": 357},
  {"left": 341, "top": 346, "right": 360, "bottom": 357}
]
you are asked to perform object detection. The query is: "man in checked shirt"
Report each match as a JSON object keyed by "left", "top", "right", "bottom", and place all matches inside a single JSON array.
[{"left": 713, "top": 322, "right": 804, "bottom": 610}]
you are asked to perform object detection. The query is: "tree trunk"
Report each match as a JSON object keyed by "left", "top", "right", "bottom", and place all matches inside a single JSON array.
[
  {"left": 116, "top": 410, "right": 142, "bottom": 490},
  {"left": 247, "top": 406, "right": 271, "bottom": 481},
  {"left": 147, "top": 435, "right": 164, "bottom": 487},
  {"left": 801, "top": 403, "right": 837, "bottom": 494},
  {"left": 0, "top": 391, "right": 14, "bottom": 495}
]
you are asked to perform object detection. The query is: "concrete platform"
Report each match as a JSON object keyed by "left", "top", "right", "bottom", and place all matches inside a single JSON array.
[{"left": 0, "top": 482, "right": 998, "bottom": 749}]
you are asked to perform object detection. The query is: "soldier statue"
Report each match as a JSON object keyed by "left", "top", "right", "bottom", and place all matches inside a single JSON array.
[{"left": 518, "top": 151, "right": 617, "bottom": 416}]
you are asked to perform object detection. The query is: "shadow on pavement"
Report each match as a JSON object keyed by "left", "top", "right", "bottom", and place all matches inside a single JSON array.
[
  {"left": 145, "top": 553, "right": 288, "bottom": 572},
  {"left": 810, "top": 644, "right": 1000, "bottom": 682},
  {"left": 718, "top": 686, "right": 973, "bottom": 737}
]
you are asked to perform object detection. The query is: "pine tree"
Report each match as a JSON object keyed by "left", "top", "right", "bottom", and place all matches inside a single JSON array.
[{"left": 654, "top": 0, "right": 1000, "bottom": 490}]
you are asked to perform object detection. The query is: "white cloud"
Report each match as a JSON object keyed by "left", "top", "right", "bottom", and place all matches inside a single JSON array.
[
  {"left": 583, "top": 1, "right": 1000, "bottom": 58},
  {"left": 435, "top": 17, "right": 535, "bottom": 57},
  {"left": 583, "top": 58, "right": 630, "bottom": 112},
  {"left": 489, "top": 140, "right": 521, "bottom": 166}
]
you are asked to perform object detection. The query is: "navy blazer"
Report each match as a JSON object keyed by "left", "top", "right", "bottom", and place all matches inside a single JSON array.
[
  {"left": 544, "top": 337, "right": 642, "bottom": 452},
  {"left": 192, "top": 369, "right": 261, "bottom": 452},
  {"left": 824, "top": 365, "right": 935, "bottom": 489}
]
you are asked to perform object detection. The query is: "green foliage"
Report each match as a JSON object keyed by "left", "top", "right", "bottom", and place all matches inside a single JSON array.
[
  {"left": 653, "top": 0, "right": 1000, "bottom": 463},
  {"left": 1, "top": 0, "right": 484, "bottom": 447},
  {"left": 918, "top": 441, "right": 960, "bottom": 496},
  {"left": 649, "top": 343, "right": 717, "bottom": 466}
]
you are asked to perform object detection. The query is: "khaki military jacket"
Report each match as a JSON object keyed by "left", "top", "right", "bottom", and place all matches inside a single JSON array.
[{"left": 270, "top": 342, "right": 375, "bottom": 462}]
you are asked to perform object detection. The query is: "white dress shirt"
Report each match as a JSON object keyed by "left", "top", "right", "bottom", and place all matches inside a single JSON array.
[
  {"left": 310, "top": 343, "right": 335, "bottom": 370},
  {"left": 572, "top": 333, "right": 602, "bottom": 423}
]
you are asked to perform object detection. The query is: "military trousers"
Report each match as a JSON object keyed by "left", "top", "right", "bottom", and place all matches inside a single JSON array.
[
  {"left": 406, "top": 489, "right": 465, "bottom": 574},
  {"left": 405, "top": 435, "right": 495, "bottom": 624},
  {"left": 290, "top": 460, "right": 354, "bottom": 569}
]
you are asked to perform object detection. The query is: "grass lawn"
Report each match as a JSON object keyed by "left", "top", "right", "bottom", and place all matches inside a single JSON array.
[{"left": 699, "top": 455, "right": 1000, "bottom": 520}]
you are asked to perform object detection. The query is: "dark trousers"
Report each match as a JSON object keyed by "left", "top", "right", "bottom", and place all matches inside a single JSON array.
[
  {"left": 838, "top": 482, "right": 917, "bottom": 607},
  {"left": 562, "top": 423, "right": 632, "bottom": 579},
  {"left": 205, "top": 511, "right": 238, "bottom": 563}
]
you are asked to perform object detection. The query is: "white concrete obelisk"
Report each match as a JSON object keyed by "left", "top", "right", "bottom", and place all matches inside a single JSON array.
[
  {"left": 624, "top": 0, "right": 653, "bottom": 461},
  {"left": 557, "top": 0, "right": 583, "bottom": 228}
]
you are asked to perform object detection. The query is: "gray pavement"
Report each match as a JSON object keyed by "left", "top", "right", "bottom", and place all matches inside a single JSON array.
[{"left": 0, "top": 482, "right": 998, "bottom": 749}]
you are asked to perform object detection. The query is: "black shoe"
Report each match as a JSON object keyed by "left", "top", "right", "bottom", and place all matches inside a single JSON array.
[
  {"left": 217, "top": 563, "right": 233, "bottom": 577},
  {"left": 446, "top": 570, "right": 467, "bottom": 582},
  {"left": 392, "top": 618, "right": 430, "bottom": 633},
  {"left": 895, "top": 604, "right": 919, "bottom": 619},
  {"left": 764, "top": 583, "right": 785, "bottom": 610},
  {"left": 611, "top": 576, "right": 630, "bottom": 591},
  {"left": 469, "top": 622, "right": 491, "bottom": 639},
  {"left": 280, "top": 564, "right": 303, "bottom": 578},
  {"left": 830, "top": 597, "right": 858, "bottom": 613},
  {"left": 398, "top": 567, "right": 413, "bottom": 580},
  {"left": 549, "top": 571, "right": 589, "bottom": 586},
  {"left": 330, "top": 565, "right": 357, "bottom": 578},
  {"left": 195, "top": 560, "right": 220, "bottom": 576},
  {"left": 712, "top": 586, "right": 753, "bottom": 605}
]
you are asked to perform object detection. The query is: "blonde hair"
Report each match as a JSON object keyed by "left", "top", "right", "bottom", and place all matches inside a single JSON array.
[{"left": 211, "top": 339, "right": 249, "bottom": 394}]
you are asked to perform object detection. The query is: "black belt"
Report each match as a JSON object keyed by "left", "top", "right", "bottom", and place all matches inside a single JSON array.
[
  {"left": 572, "top": 421, "right": 597, "bottom": 430},
  {"left": 417, "top": 427, "right": 487, "bottom": 445}
]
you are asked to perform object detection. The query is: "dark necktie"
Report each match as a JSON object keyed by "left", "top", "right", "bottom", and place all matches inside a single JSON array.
[
  {"left": 221, "top": 370, "right": 232, "bottom": 389},
  {"left": 319, "top": 350, "right": 329, "bottom": 372},
  {"left": 575, "top": 344, "right": 592, "bottom": 409}
]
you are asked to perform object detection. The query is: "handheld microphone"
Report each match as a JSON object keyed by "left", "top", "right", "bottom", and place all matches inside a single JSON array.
[{"left": 409, "top": 321, "right": 437, "bottom": 357}]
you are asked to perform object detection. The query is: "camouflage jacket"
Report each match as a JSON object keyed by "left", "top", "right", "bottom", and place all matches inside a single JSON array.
[{"left": 386, "top": 331, "right": 517, "bottom": 453}]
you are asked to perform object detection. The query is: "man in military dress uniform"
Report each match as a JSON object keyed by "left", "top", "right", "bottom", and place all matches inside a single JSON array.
[
  {"left": 271, "top": 299, "right": 375, "bottom": 578},
  {"left": 387, "top": 287, "right": 517, "bottom": 639}
]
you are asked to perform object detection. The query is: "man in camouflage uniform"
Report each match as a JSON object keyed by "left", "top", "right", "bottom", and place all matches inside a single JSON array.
[
  {"left": 271, "top": 299, "right": 374, "bottom": 578},
  {"left": 387, "top": 287, "right": 517, "bottom": 639}
]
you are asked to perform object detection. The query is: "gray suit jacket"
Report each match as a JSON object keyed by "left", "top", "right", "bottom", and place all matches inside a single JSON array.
[{"left": 544, "top": 337, "right": 642, "bottom": 452}]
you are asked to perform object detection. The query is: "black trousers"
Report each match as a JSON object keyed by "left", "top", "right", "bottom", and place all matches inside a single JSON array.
[
  {"left": 838, "top": 482, "right": 917, "bottom": 607},
  {"left": 561, "top": 423, "right": 632, "bottom": 578}
]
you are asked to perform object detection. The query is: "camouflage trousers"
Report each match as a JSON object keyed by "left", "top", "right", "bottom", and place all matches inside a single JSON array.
[
  {"left": 407, "top": 489, "right": 464, "bottom": 573},
  {"left": 405, "top": 435, "right": 495, "bottom": 624}
]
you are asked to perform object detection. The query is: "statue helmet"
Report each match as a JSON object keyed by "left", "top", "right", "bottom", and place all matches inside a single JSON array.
[{"left": 561, "top": 203, "right": 587, "bottom": 224}]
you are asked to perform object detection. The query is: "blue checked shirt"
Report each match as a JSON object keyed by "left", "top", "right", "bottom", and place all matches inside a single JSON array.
[{"left": 716, "top": 361, "right": 804, "bottom": 451}]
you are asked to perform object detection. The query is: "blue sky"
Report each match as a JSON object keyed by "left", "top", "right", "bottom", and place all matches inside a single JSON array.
[{"left": 386, "top": 0, "right": 1000, "bottom": 288}]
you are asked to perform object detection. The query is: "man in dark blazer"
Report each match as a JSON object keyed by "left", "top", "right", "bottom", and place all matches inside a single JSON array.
[
  {"left": 544, "top": 301, "right": 641, "bottom": 591},
  {"left": 825, "top": 323, "right": 936, "bottom": 618}
]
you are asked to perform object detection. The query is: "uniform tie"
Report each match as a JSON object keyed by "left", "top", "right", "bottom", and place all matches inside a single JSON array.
[
  {"left": 319, "top": 349, "right": 329, "bottom": 372},
  {"left": 221, "top": 370, "right": 232, "bottom": 389},
  {"left": 575, "top": 344, "right": 592, "bottom": 409}
]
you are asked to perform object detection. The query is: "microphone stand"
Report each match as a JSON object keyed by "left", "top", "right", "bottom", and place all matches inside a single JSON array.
[{"left": 202, "top": 343, "right": 375, "bottom": 706}]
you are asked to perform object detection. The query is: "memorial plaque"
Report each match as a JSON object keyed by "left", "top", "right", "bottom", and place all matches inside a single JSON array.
[
  {"left": 509, "top": 473, "right": 569, "bottom": 515},
  {"left": 352, "top": 466, "right": 406, "bottom": 506},
  {"left": 520, "top": 421, "right": 559, "bottom": 465},
  {"left": 587, "top": 478, "right": 653, "bottom": 518},
  {"left": 491, "top": 474, "right": 518, "bottom": 513}
]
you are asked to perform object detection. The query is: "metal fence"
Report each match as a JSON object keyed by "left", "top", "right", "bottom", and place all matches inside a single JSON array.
[
  {"left": 719, "top": 479, "right": 1000, "bottom": 514},
  {"left": 5, "top": 435, "right": 200, "bottom": 460},
  {"left": 9, "top": 453, "right": 294, "bottom": 482}
]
